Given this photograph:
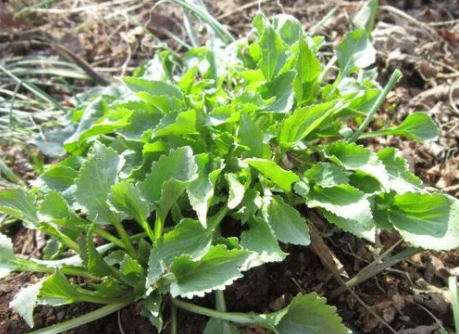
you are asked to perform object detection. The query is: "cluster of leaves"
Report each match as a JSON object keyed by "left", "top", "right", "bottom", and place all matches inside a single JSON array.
[{"left": 1, "top": 1, "right": 458, "bottom": 333}]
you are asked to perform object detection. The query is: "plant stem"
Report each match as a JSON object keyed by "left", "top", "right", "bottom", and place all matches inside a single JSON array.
[
  {"left": 209, "top": 205, "right": 229, "bottom": 228},
  {"left": 112, "top": 220, "right": 138, "bottom": 259},
  {"left": 318, "top": 55, "right": 337, "bottom": 84},
  {"left": 172, "top": 299, "right": 269, "bottom": 326},
  {"left": 92, "top": 225, "right": 126, "bottom": 249},
  {"left": 171, "top": 303, "right": 178, "bottom": 334},
  {"left": 154, "top": 215, "right": 163, "bottom": 241},
  {"left": 215, "top": 290, "right": 227, "bottom": 312},
  {"left": 140, "top": 220, "right": 155, "bottom": 243},
  {"left": 15, "top": 259, "right": 96, "bottom": 280},
  {"left": 28, "top": 299, "right": 132, "bottom": 334},
  {"left": 41, "top": 225, "right": 80, "bottom": 252},
  {"left": 347, "top": 69, "right": 402, "bottom": 143}
]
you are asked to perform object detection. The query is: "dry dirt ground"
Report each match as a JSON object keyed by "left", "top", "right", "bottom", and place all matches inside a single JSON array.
[{"left": 0, "top": 0, "right": 458, "bottom": 333}]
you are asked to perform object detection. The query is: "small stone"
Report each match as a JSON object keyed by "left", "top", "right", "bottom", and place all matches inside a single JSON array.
[
  {"left": 57, "top": 311, "right": 66, "bottom": 322},
  {"left": 382, "top": 306, "right": 396, "bottom": 323},
  {"left": 399, "top": 315, "right": 411, "bottom": 322},
  {"left": 269, "top": 295, "right": 286, "bottom": 311}
]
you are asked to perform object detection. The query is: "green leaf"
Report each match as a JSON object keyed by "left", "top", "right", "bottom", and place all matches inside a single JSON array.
[
  {"left": 238, "top": 113, "right": 270, "bottom": 158},
  {"left": 39, "top": 190, "right": 86, "bottom": 228},
  {"left": 270, "top": 293, "right": 350, "bottom": 334},
  {"left": 235, "top": 91, "right": 275, "bottom": 113},
  {"left": 123, "top": 77, "right": 182, "bottom": 100},
  {"left": 80, "top": 226, "right": 114, "bottom": 277},
  {"left": 226, "top": 173, "right": 246, "bottom": 210},
  {"left": 10, "top": 280, "right": 44, "bottom": 327},
  {"left": 141, "top": 292, "right": 163, "bottom": 332},
  {"left": 147, "top": 218, "right": 214, "bottom": 287},
  {"left": 233, "top": 189, "right": 263, "bottom": 223},
  {"left": 204, "top": 318, "right": 242, "bottom": 334},
  {"left": 0, "top": 233, "right": 17, "bottom": 279},
  {"left": 306, "top": 184, "right": 373, "bottom": 223},
  {"left": 362, "top": 113, "right": 440, "bottom": 142},
  {"left": 337, "top": 28, "right": 376, "bottom": 77},
  {"left": 245, "top": 158, "right": 299, "bottom": 193},
  {"left": 75, "top": 142, "right": 123, "bottom": 225},
  {"left": 265, "top": 70, "right": 295, "bottom": 113},
  {"left": 377, "top": 148, "right": 422, "bottom": 194},
  {"left": 0, "top": 233, "right": 15, "bottom": 261},
  {"left": 170, "top": 245, "right": 252, "bottom": 298},
  {"left": 324, "top": 141, "right": 390, "bottom": 190},
  {"left": 118, "top": 102, "right": 163, "bottom": 140},
  {"left": 305, "top": 162, "right": 350, "bottom": 187},
  {"left": 33, "top": 165, "right": 79, "bottom": 193},
  {"left": 349, "top": 171, "right": 383, "bottom": 195},
  {"left": 323, "top": 210, "right": 375, "bottom": 242},
  {"left": 153, "top": 110, "right": 199, "bottom": 139},
  {"left": 138, "top": 147, "right": 198, "bottom": 205},
  {"left": 387, "top": 193, "right": 459, "bottom": 250},
  {"left": 353, "top": 0, "right": 378, "bottom": 34},
  {"left": 279, "top": 102, "right": 347, "bottom": 147},
  {"left": 38, "top": 270, "right": 101, "bottom": 305},
  {"left": 64, "top": 97, "right": 107, "bottom": 153},
  {"left": 293, "top": 36, "right": 321, "bottom": 103},
  {"left": 71, "top": 108, "right": 133, "bottom": 147},
  {"left": 262, "top": 196, "right": 310, "bottom": 246},
  {"left": 0, "top": 188, "right": 38, "bottom": 228},
  {"left": 273, "top": 14, "right": 303, "bottom": 46},
  {"left": 259, "top": 25, "right": 287, "bottom": 81},
  {"left": 120, "top": 254, "right": 142, "bottom": 277},
  {"left": 108, "top": 181, "right": 151, "bottom": 224},
  {"left": 187, "top": 154, "right": 224, "bottom": 228},
  {"left": 240, "top": 216, "right": 286, "bottom": 266}
]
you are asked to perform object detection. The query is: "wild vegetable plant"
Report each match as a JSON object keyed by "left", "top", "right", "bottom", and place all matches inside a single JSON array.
[{"left": 1, "top": 1, "right": 458, "bottom": 333}]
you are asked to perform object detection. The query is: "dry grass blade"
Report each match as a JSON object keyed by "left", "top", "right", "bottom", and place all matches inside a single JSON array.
[
  {"left": 163, "top": 0, "right": 234, "bottom": 43},
  {"left": 450, "top": 277, "right": 459, "bottom": 333},
  {"left": 0, "top": 64, "right": 63, "bottom": 111},
  {"left": 51, "top": 43, "right": 109, "bottom": 85},
  {"left": 308, "top": 214, "right": 397, "bottom": 334}
]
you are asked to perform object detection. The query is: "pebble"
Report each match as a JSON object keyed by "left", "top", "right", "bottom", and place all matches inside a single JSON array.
[{"left": 57, "top": 311, "right": 66, "bottom": 322}]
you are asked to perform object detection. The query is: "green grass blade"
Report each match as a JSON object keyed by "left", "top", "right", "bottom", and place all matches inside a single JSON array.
[
  {"left": 0, "top": 64, "right": 64, "bottom": 111},
  {"left": 165, "top": 0, "right": 234, "bottom": 44},
  {"left": 0, "top": 157, "right": 26, "bottom": 186}
]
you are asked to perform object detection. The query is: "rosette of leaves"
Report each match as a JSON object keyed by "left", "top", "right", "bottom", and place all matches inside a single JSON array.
[{"left": 1, "top": 2, "right": 457, "bottom": 333}]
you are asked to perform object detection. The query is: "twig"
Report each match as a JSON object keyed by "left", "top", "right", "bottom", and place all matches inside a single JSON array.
[
  {"left": 217, "top": 0, "right": 274, "bottom": 20},
  {"left": 51, "top": 43, "right": 109, "bottom": 86},
  {"left": 25, "top": 0, "right": 136, "bottom": 15},
  {"left": 412, "top": 301, "right": 447, "bottom": 333},
  {"left": 437, "top": 72, "right": 459, "bottom": 79},
  {"left": 380, "top": 5, "right": 438, "bottom": 41},
  {"left": 449, "top": 81, "right": 459, "bottom": 117},
  {"left": 428, "top": 18, "right": 459, "bottom": 26},
  {"left": 411, "top": 81, "right": 459, "bottom": 108},
  {"left": 308, "top": 214, "right": 396, "bottom": 334},
  {"left": 118, "top": 310, "right": 126, "bottom": 334}
]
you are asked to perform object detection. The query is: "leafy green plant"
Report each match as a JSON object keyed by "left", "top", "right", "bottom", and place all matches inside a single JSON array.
[{"left": 1, "top": 2, "right": 458, "bottom": 333}]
